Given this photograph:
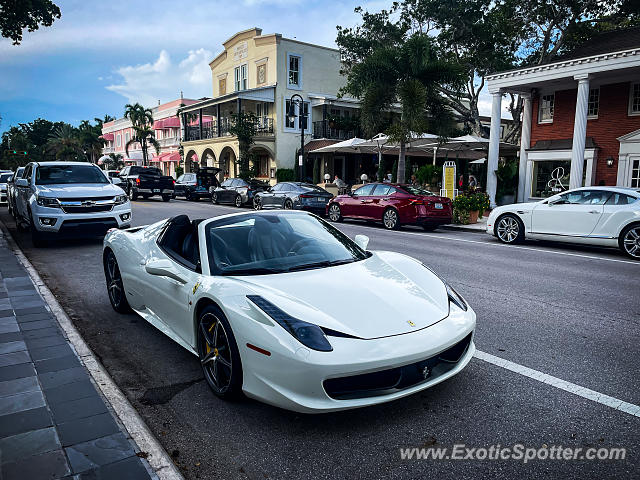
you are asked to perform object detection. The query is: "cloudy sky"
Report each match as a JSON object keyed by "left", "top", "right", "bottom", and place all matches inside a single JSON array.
[{"left": 0, "top": 0, "right": 502, "bottom": 134}]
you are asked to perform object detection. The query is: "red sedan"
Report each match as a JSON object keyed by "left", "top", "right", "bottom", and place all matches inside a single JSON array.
[{"left": 326, "top": 183, "right": 452, "bottom": 230}]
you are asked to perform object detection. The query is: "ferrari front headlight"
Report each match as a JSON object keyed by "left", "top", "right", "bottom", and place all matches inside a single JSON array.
[
  {"left": 247, "top": 295, "right": 333, "bottom": 352},
  {"left": 446, "top": 283, "right": 467, "bottom": 312}
]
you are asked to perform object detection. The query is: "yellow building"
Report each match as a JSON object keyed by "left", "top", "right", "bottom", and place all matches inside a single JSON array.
[{"left": 179, "top": 27, "right": 360, "bottom": 183}]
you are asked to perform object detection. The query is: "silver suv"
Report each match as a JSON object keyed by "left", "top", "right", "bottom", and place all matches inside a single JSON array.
[{"left": 14, "top": 162, "right": 132, "bottom": 247}]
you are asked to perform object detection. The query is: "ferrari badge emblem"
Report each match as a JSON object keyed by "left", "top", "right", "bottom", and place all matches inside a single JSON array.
[
  {"left": 407, "top": 320, "right": 416, "bottom": 327},
  {"left": 192, "top": 281, "right": 201, "bottom": 295}
]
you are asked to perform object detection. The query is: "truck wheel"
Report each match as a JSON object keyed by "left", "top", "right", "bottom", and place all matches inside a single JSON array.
[
  {"left": 128, "top": 185, "right": 138, "bottom": 201},
  {"left": 30, "top": 214, "right": 46, "bottom": 248},
  {"left": 162, "top": 195, "right": 171, "bottom": 202}
]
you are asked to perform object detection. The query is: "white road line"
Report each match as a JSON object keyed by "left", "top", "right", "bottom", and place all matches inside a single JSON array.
[
  {"left": 475, "top": 350, "right": 640, "bottom": 418},
  {"left": 340, "top": 225, "right": 640, "bottom": 266},
  {"left": 0, "top": 222, "right": 183, "bottom": 480}
]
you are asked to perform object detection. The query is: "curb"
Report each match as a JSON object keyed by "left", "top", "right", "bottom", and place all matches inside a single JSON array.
[
  {"left": 441, "top": 225, "right": 487, "bottom": 233},
  {"left": 0, "top": 220, "right": 184, "bottom": 480}
]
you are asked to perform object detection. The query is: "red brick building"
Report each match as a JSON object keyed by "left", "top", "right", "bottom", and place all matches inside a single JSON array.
[{"left": 485, "top": 28, "right": 640, "bottom": 204}]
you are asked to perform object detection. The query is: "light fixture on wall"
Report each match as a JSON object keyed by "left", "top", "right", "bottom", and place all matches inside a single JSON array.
[{"left": 606, "top": 156, "right": 615, "bottom": 167}]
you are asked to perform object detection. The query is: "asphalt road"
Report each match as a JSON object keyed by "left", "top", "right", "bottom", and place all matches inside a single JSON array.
[{"left": 1, "top": 198, "right": 639, "bottom": 479}]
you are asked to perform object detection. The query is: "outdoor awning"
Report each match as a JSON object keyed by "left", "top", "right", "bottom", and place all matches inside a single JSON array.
[
  {"left": 161, "top": 117, "right": 180, "bottom": 128},
  {"left": 309, "top": 138, "right": 368, "bottom": 154},
  {"left": 153, "top": 120, "right": 165, "bottom": 129},
  {"left": 100, "top": 133, "right": 114, "bottom": 141}
]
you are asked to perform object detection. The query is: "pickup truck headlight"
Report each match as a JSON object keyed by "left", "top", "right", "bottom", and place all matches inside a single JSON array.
[
  {"left": 114, "top": 194, "right": 128, "bottom": 205},
  {"left": 36, "top": 196, "right": 60, "bottom": 208}
]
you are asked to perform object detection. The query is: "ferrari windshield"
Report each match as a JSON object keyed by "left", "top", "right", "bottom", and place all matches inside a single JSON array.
[{"left": 205, "top": 212, "right": 368, "bottom": 275}]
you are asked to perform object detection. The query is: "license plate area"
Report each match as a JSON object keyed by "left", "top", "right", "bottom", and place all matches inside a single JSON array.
[
  {"left": 153, "top": 189, "right": 161, "bottom": 193},
  {"left": 435, "top": 203, "right": 443, "bottom": 209}
]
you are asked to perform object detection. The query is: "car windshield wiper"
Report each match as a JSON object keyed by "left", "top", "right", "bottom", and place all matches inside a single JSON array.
[
  {"left": 220, "top": 267, "right": 283, "bottom": 276},
  {"left": 286, "top": 258, "right": 356, "bottom": 272}
]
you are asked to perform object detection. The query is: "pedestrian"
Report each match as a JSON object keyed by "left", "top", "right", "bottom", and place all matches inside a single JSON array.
[
  {"left": 469, "top": 175, "right": 477, "bottom": 188},
  {"left": 333, "top": 175, "right": 347, "bottom": 188},
  {"left": 411, "top": 174, "right": 418, "bottom": 185}
]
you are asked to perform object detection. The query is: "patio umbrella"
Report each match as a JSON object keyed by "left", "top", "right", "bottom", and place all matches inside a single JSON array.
[{"left": 308, "top": 137, "right": 369, "bottom": 154}]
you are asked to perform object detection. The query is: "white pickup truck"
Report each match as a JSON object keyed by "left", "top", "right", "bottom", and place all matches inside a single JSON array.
[{"left": 13, "top": 161, "right": 132, "bottom": 247}]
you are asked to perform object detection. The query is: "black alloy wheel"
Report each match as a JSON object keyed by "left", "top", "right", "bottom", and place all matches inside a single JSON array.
[
  {"left": 253, "top": 196, "right": 262, "bottom": 210},
  {"left": 104, "top": 250, "right": 132, "bottom": 313},
  {"left": 283, "top": 199, "right": 293, "bottom": 210},
  {"left": 328, "top": 203, "right": 342, "bottom": 222},
  {"left": 382, "top": 208, "right": 399, "bottom": 230},
  {"left": 234, "top": 194, "right": 243, "bottom": 208},
  {"left": 197, "top": 306, "right": 242, "bottom": 398}
]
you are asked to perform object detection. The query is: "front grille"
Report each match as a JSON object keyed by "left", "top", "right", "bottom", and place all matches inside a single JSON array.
[
  {"left": 323, "top": 333, "right": 472, "bottom": 400},
  {"left": 62, "top": 205, "right": 113, "bottom": 213}
]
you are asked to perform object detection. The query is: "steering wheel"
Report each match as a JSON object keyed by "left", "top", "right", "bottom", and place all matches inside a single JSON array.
[
  {"left": 288, "top": 238, "right": 316, "bottom": 255},
  {"left": 211, "top": 234, "right": 232, "bottom": 267}
]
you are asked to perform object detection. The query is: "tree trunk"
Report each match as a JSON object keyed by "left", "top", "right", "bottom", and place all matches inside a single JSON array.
[{"left": 397, "top": 140, "right": 406, "bottom": 184}]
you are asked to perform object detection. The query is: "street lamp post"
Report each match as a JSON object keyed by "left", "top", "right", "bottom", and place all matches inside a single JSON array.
[{"left": 287, "top": 94, "right": 307, "bottom": 181}]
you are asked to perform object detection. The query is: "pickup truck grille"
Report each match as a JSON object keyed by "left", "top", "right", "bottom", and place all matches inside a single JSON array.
[{"left": 59, "top": 197, "right": 115, "bottom": 214}]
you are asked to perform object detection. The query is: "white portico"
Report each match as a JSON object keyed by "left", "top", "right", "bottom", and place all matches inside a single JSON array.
[{"left": 485, "top": 29, "right": 640, "bottom": 206}]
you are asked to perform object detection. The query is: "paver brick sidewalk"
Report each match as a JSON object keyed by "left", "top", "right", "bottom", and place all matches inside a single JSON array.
[{"left": 0, "top": 231, "right": 153, "bottom": 479}]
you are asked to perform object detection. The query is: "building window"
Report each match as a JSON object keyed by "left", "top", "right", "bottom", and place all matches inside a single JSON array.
[
  {"left": 235, "top": 64, "right": 247, "bottom": 91},
  {"left": 284, "top": 99, "right": 310, "bottom": 131},
  {"left": 531, "top": 160, "right": 570, "bottom": 198},
  {"left": 287, "top": 54, "right": 301, "bottom": 88},
  {"left": 630, "top": 83, "right": 640, "bottom": 115},
  {"left": 538, "top": 94, "right": 554, "bottom": 123},
  {"left": 116, "top": 134, "right": 121, "bottom": 147},
  {"left": 219, "top": 78, "right": 226, "bottom": 96},
  {"left": 587, "top": 88, "right": 599, "bottom": 118},
  {"left": 256, "top": 63, "right": 267, "bottom": 85},
  {"left": 632, "top": 159, "right": 640, "bottom": 188},
  {"left": 125, "top": 132, "right": 130, "bottom": 145}
]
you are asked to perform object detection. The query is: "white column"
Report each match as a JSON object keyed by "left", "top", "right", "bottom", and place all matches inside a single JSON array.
[
  {"left": 517, "top": 93, "right": 532, "bottom": 202},
  {"left": 569, "top": 74, "right": 590, "bottom": 189},
  {"left": 487, "top": 90, "right": 502, "bottom": 208}
]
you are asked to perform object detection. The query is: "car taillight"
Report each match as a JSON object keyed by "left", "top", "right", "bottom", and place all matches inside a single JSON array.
[
  {"left": 409, "top": 198, "right": 424, "bottom": 205},
  {"left": 299, "top": 194, "right": 313, "bottom": 198},
  {"left": 172, "top": 179, "right": 176, "bottom": 185},
  {"left": 135, "top": 178, "right": 140, "bottom": 185}
]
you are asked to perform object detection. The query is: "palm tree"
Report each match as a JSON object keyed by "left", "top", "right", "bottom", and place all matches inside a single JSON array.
[
  {"left": 124, "top": 103, "right": 155, "bottom": 165},
  {"left": 126, "top": 125, "right": 160, "bottom": 166},
  {"left": 77, "top": 120, "right": 104, "bottom": 163},
  {"left": 105, "top": 153, "right": 125, "bottom": 170},
  {"left": 47, "top": 124, "right": 83, "bottom": 162},
  {"left": 342, "top": 34, "right": 462, "bottom": 183},
  {"left": 94, "top": 114, "right": 115, "bottom": 127}
]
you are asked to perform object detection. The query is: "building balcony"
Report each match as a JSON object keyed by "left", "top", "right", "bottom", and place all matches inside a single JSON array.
[
  {"left": 312, "top": 120, "right": 360, "bottom": 140},
  {"left": 183, "top": 117, "right": 274, "bottom": 142}
]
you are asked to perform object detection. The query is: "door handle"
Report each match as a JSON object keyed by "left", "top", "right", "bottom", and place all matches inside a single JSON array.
[{"left": 588, "top": 210, "right": 600, "bottom": 214}]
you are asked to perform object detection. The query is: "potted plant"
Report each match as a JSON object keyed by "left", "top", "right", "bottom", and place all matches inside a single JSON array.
[
  {"left": 475, "top": 192, "right": 490, "bottom": 218},
  {"left": 452, "top": 194, "right": 474, "bottom": 225}
]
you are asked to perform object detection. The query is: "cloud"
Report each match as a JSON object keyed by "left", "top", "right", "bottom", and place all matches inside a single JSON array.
[
  {"left": 106, "top": 49, "right": 213, "bottom": 106},
  {"left": 477, "top": 91, "right": 513, "bottom": 119}
]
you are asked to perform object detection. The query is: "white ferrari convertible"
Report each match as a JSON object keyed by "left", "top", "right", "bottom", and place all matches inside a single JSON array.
[{"left": 103, "top": 211, "right": 475, "bottom": 413}]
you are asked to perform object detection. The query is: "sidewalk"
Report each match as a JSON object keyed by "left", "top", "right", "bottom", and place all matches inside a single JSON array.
[
  {"left": 0, "top": 231, "right": 154, "bottom": 479},
  {"left": 442, "top": 215, "right": 488, "bottom": 233}
]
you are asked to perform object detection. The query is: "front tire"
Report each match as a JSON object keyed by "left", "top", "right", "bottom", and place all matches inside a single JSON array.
[
  {"left": 495, "top": 214, "right": 524, "bottom": 244},
  {"left": 30, "top": 214, "right": 46, "bottom": 248},
  {"left": 197, "top": 306, "right": 243, "bottom": 399},
  {"left": 104, "top": 250, "right": 132, "bottom": 313},
  {"left": 253, "top": 197, "right": 262, "bottom": 210},
  {"left": 620, "top": 224, "right": 640, "bottom": 259},
  {"left": 328, "top": 203, "right": 343, "bottom": 222},
  {"left": 212, "top": 192, "right": 218, "bottom": 204},
  {"left": 162, "top": 195, "right": 171, "bottom": 202},
  {"left": 382, "top": 208, "right": 400, "bottom": 230}
]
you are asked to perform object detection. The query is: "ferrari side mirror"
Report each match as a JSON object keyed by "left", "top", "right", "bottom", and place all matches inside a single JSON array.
[{"left": 354, "top": 234, "right": 369, "bottom": 251}]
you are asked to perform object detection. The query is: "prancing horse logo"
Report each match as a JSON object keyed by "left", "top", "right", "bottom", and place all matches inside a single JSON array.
[{"left": 407, "top": 320, "right": 416, "bottom": 327}]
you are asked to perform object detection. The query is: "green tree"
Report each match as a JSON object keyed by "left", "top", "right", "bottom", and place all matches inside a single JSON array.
[
  {"left": 124, "top": 103, "right": 156, "bottom": 165},
  {"left": 338, "top": 29, "right": 462, "bottom": 183},
  {"left": 228, "top": 112, "right": 257, "bottom": 180},
  {"left": 0, "top": 0, "right": 61, "bottom": 45},
  {"left": 77, "top": 120, "right": 104, "bottom": 163},
  {"left": 105, "top": 153, "right": 124, "bottom": 171},
  {"left": 47, "top": 124, "right": 83, "bottom": 162},
  {"left": 94, "top": 115, "right": 115, "bottom": 128}
]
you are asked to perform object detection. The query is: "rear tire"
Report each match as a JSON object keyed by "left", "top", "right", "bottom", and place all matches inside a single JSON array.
[
  {"left": 104, "top": 250, "right": 133, "bottom": 313},
  {"left": 162, "top": 195, "right": 171, "bottom": 202},
  {"left": 382, "top": 208, "right": 400, "bottom": 230},
  {"left": 128, "top": 185, "right": 138, "bottom": 201},
  {"left": 619, "top": 223, "right": 640, "bottom": 260},
  {"left": 197, "top": 305, "right": 243, "bottom": 399},
  {"left": 328, "top": 203, "right": 343, "bottom": 222},
  {"left": 495, "top": 214, "right": 524, "bottom": 244},
  {"left": 234, "top": 195, "right": 243, "bottom": 208},
  {"left": 283, "top": 199, "right": 293, "bottom": 210},
  {"left": 212, "top": 192, "right": 218, "bottom": 204}
]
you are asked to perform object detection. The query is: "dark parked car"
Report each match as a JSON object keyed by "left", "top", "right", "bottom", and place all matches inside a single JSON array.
[
  {"left": 119, "top": 166, "right": 175, "bottom": 202},
  {"left": 211, "top": 178, "right": 268, "bottom": 207},
  {"left": 7, "top": 166, "right": 25, "bottom": 217},
  {"left": 326, "top": 183, "right": 452, "bottom": 230},
  {"left": 254, "top": 182, "right": 333, "bottom": 215},
  {"left": 174, "top": 168, "right": 221, "bottom": 201},
  {"left": 0, "top": 171, "right": 12, "bottom": 205}
]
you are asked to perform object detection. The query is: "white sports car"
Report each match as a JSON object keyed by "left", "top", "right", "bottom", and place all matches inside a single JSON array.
[
  {"left": 487, "top": 186, "right": 640, "bottom": 259},
  {"left": 103, "top": 211, "right": 476, "bottom": 413}
]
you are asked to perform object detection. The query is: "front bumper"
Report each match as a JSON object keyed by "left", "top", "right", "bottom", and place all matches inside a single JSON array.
[
  {"left": 239, "top": 306, "right": 476, "bottom": 413},
  {"left": 31, "top": 203, "right": 132, "bottom": 236}
]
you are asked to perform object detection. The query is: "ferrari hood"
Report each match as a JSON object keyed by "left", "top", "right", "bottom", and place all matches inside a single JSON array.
[{"left": 234, "top": 251, "right": 450, "bottom": 339}]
